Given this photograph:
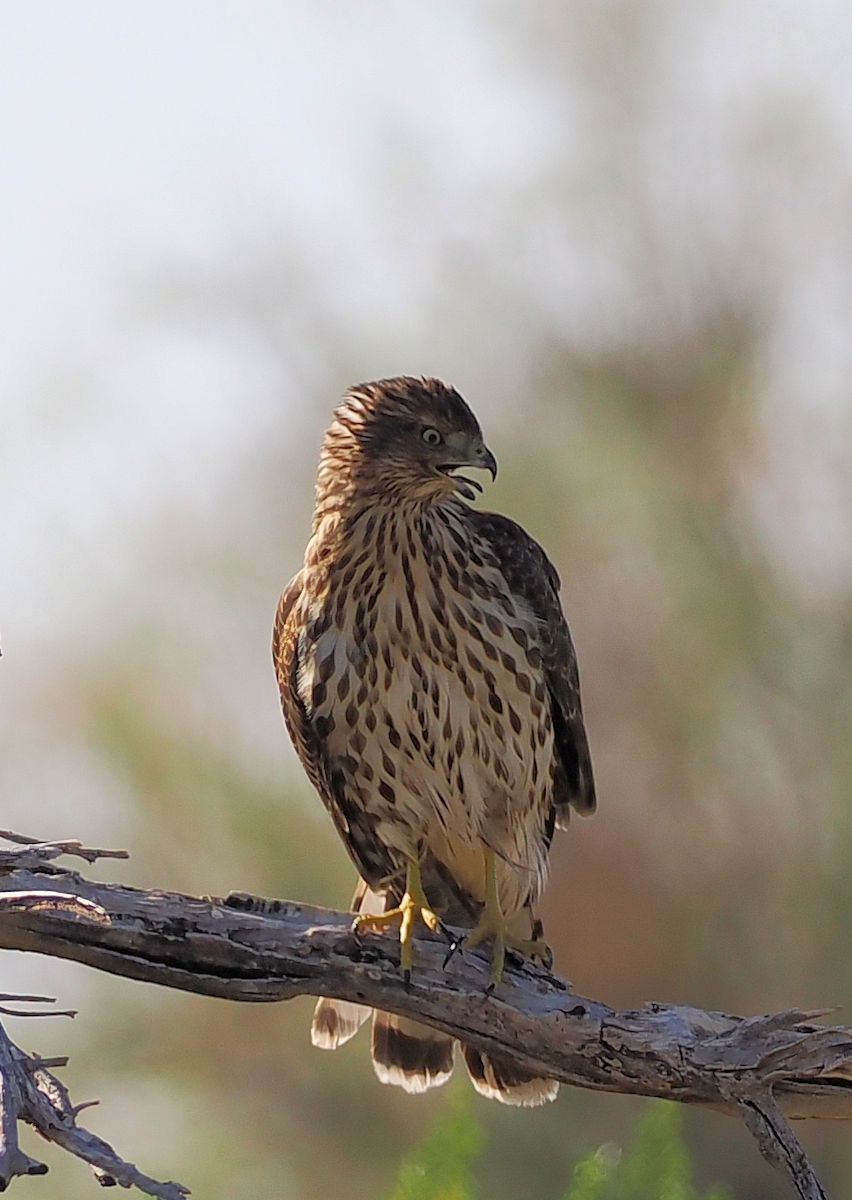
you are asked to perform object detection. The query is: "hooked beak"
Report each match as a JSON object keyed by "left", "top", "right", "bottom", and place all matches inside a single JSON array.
[
  {"left": 440, "top": 442, "right": 498, "bottom": 501},
  {"left": 477, "top": 445, "right": 498, "bottom": 481}
]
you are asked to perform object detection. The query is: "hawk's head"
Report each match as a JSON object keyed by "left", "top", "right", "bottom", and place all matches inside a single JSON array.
[{"left": 318, "top": 376, "right": 497, "bottom": 506}]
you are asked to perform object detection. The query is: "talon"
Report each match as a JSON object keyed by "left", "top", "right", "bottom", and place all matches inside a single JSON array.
[
  {"left": 461, "top": 849, "right": 551, "bottom": 987},
  {"left": 350, "top": 857, "right": 440, "bottom": 981},
  {"left": 442, "top": 935, "right": 464, "bottom": 970},
  {"left": 437, "top": 920, "right": 456, "bottom": 944}
]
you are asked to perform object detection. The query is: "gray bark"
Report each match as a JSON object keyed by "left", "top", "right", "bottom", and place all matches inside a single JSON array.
[{"left": 1, "top": 834, "right": 850, "bottom": 1199}]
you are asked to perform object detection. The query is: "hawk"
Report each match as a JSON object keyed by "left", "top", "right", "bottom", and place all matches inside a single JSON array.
[{"left": 273, "top": 377, "right": 595, "bottom": 1105}]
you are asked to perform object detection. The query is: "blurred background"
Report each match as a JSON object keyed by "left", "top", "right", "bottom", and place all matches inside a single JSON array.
[{"left": 2, "top": 3, "right": 851, "bottom": 1197}]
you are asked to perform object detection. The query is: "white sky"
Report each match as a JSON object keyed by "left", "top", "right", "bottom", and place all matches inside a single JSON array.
[
  {"left": 1, "top": 1, "right": 850, "bottom": 651},
  {"left": 1, "top": 4, "right": 549, "bottom": 380},
  {"left": 1, "top": 5, "right": 555, "bottom": 637}
]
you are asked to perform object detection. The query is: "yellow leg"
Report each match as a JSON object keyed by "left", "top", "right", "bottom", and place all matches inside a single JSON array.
[
  {"left": 352, "top": 857, "right": 440, "bottom": 975},
  {"left": 463, "top": 849, "right": 551, "bottom": 985}
]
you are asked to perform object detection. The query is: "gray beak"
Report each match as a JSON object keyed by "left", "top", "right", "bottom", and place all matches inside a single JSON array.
[{"left": 478, "top": 446, "right": 498, "bottom": 480}]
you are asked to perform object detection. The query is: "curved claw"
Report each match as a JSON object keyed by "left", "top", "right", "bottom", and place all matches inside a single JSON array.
[
  {"left": 436, "top": 919, "right": 456, "bottom": 944},
  {"left": 442, "top": 934, "right": 465, "bottom": 971}
]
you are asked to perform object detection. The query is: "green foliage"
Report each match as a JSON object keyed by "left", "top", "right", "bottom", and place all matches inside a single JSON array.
[
  {"left": 386, "top": 1101, "right": 728, "bottom": 1200},
  {"left": 388, "top": 1095, "right": 483, "bottom": 1200},
  {"left": 563, "top": 1103, "right": 729, "bottom": 1200},
  {"left": 564, "top": 1143, "right": 611, "bottom": 1200}
]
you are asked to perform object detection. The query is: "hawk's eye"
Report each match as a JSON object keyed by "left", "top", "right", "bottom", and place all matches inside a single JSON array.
[{"left": 421, "top": 427, "right": 443, "bottom": 447}]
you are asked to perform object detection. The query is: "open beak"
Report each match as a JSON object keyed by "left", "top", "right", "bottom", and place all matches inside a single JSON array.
[{"left": 442, "top": 444, "right": 498, "bottom": 500}]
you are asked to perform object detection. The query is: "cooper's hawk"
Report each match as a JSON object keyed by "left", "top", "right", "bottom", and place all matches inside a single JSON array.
[{"left": 273, "top": 377, "right": 595, "bottom": 1105}]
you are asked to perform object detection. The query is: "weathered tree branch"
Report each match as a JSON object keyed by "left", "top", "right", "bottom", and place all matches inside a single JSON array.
[
  {"left": 1, "top": 835, "right": 850, "bottom": 1199},
  {"left": 0, "top": 839, "right": 189, "bottom": 1198},
  {"left": 0, "top": 1008, "right": 189, "bottom": 1199}
]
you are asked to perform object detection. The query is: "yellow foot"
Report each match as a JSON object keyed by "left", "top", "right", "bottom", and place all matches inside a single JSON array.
[
  {"left": 464, "top": 920, "right": 551, "bottom": 987},
  {"left": 461, "top": 851, "right": 552, "bottom": 986},
  {"left": 352, "top": 858, "right": 440, "bottom": 976}
]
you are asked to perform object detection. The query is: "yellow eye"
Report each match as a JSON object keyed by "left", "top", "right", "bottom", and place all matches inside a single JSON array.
[{"left": 421, "top": 427, "right": 443, "bottom": 446}]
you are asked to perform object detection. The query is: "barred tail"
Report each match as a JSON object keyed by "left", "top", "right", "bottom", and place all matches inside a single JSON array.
[
  {"left": 311, "top": 997, "right": 371, "bottom": 1049},
  {"left": 461, "top": 1044, "right": 559, "bottom": 1106},
  {"left": 372, "top": 1012, "right": 455, "bottom": 1093}
]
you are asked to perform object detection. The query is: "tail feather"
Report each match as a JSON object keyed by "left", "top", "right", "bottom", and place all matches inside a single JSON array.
[
  {"left": 371, "top": 1013, "right": 454, "bottom": 1094},
  {"left": 462, "top": 1044, "right": 559, "bottom": 1107},
  {"left": 311, "top": 998, "right": 371, "bottom": 1049},
  {"left": 311, "top": 879, "right": 380, "bottom": 1050}
]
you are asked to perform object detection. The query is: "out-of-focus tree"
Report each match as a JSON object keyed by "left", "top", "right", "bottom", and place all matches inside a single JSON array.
[{"left": 4, "top": 3, "right": 851, "bottom": 1198}]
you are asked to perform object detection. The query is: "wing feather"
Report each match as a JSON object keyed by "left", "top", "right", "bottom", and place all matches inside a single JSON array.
[
  {"left": 467, "top": 510, "right": 596, "bottom": 827},
  {"left": 272, "top": 571, "right": 393, "bottom": 885}
]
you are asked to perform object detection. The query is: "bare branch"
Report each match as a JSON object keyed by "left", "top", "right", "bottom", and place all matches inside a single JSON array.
[
  {"left": 0, "top": 1019, "right": 189, "bottom": 1198},
  {"left": 0, "top": 832, "right": 129, "bottom": 869},
  {"left": 0, "top": 994, "right": 63, "bottom": 1004},
  {"left": 0, "top": 1006, "right": 76, "bottom": 1019},
  {"left": 737, "top": 1092, "right": 829, "bottom": 1200},
  {"left": 1, "top": 835, "right": 849, "bottom": 1198}
]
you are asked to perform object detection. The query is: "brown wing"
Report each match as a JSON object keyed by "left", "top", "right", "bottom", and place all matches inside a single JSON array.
[
  {"left": 467, "top": 510, "right": 596, "bottom": 828},
  {"left": 272, "top": 571, "right": 394, "bottom": 886}
]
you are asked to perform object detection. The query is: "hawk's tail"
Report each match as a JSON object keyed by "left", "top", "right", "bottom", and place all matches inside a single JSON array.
[
  {"left": 312, "top": 999, "right": 454, "bottom": 1094},
  {"left": 310, "top": 882, "right": 559, "bottom": 1106},
  {"left": 371, "top": 1011, "right": 455, "bottom": 1093},
  {"left": 313, "top": 999, "right": 556, "bottom": 1105},
  {"left": 311, "top": 880, "right": 377, "bottom": 1053},
  {"left": 311, "top": 882, "right": 454, "bottom": 1093},
  {"left": 461, "top": 1044, "right": 559, "bottom": 1106}
]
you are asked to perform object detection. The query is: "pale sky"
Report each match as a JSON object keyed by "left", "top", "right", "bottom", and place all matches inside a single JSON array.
[
  {"left": 2, "top": 1, "right": 850, "bottom": 702},
  {"left": 1, "top": 4, "right": 559, "bottom": 637}
]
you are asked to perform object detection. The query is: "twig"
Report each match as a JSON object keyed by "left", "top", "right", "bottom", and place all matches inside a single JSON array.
[
  {"left": 0, "top": 832, "right": 128, "bottom": 870},
  {"left": 737, "top": 1092, "right": 829, "bottom": 1200},
  {"left": 0, "top": 993, "right": 77, "bottom": 1020},
  {"left": 0, "top": 1020, "right": 189, "bottom": 1198}
]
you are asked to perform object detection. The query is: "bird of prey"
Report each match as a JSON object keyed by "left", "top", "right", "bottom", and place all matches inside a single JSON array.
[{"left": 273, "top": 376, "right": 595, "bottom": 1105}]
